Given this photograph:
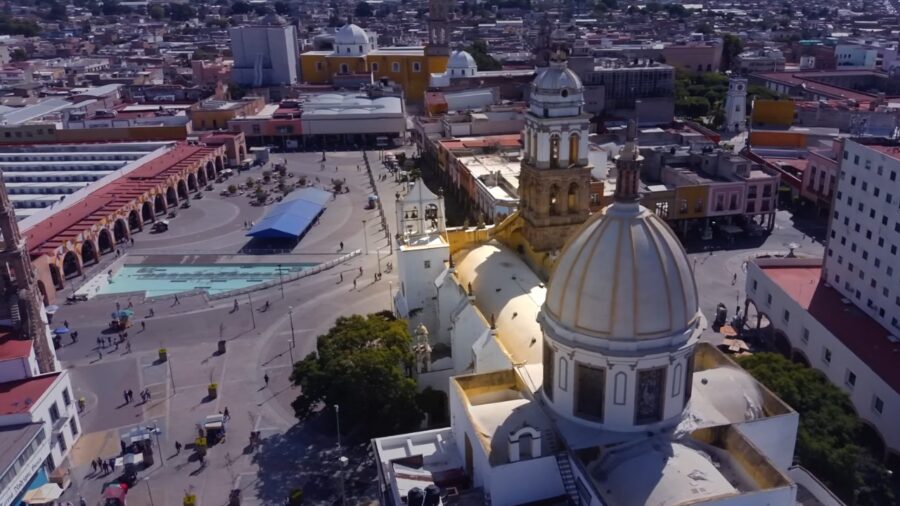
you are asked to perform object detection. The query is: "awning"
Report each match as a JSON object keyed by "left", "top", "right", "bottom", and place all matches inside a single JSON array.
[
  {"left": 115, "top": 452, "right": 144, "bottom": 468},
  {"left": 22, "top": 483, "right": 63, "bottom": 504}
]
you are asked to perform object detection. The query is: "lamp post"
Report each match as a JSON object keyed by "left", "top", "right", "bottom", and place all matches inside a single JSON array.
[
  {"left": 287, "top": 339, "right": 294, "bottom": 364},
  {"left": 278, "top": 263, "right": 284, "bottom": 299},
  {"left": 362, "top": 219, "right": 369, "bottom": 255},
  {"left": 388, "top": 281, "right": 393, "bottom": 314},
  {"left": 288, "top": 306, "right": 295, "bottom": 348},
  {"left": 144, "top": 478, "right": 156, "bottom": 506},
  {"left": 247, "top": 293, "right": 256, "bottom": 328}
]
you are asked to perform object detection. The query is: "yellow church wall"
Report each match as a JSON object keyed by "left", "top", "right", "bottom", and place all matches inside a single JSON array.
[
  {"left": 327, "top": 56, "right": 368, "bottom": 75},
  {"left": 368, "top": 54, "right": 431, "bottom": 100},
  {"left": 299, "top": 54, "right": 332, "bottom": 83},
  {"left": 427, "top": 55, "right": 449, "bottom": 74}
]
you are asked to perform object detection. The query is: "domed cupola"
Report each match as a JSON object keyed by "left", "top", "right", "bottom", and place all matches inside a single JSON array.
[
  {"left": 334, "top": 24, "right": 373, "bottom": 56},
  {"left": 529, "top": 51, "right": 584, "bottom": 119},
  {"left": 447, "top": 50, "right": 477, "bottom": 77},
  {"left": 537, "top": 121, "right": 703, "bottom": 433}
]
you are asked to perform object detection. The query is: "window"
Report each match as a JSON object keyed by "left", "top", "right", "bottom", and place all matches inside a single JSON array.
[
  {"left": 822, "top": 347, "right": 832, "bottom": 365},
  {"left": 339, "top": 63, "right": 349, "bottom": 74},
  {"left": 751, "top": 280, "right": 758, "bottom": 292},
  {"left": 543, "top": 342, "right": 554, "bottom": 401},
  {"left": 766, "top": 293, "right": 773, "bottom": 306},
  {"left": 853, "top": 155, "right": 860, "bottom": 165},
  {"left": 412, "top": 61, "right": 421, "bottom": 72},
  {"left": 873, "top": 395, "right": 884, "bottom": 415},
  {"left": 62, "top": 388, "right": 71, "bottom": 406},
  {"left": 549, "top": 135, "right": 560, "bottom": 168},
  {"left": 558, "top": 357, "right": 568, "bottom": 391},
  {"left": 635, "top": 368, "right": 666, "bottom": 425},
  {"left": 568, "top": 133, "right": 580, "bottom": 166},
  {"left": 783, "top": 309, "right": 790, "bottom": 323},
  {"left": 391, "top": 62, "right": 400, "bottom": 72},
  {"left": 315, "top": 61, "right": 323, "bottom": 71},
  {"left": 423, "top": 260, "right": 431, "bottom": 269},
  {"left": 56, "top": 433, "right": 66, "bottom": 452},
  {"left": 846, "top": 370, "right": 856, "bottom": 388},
  {"left": 801, "top": 327, "right": 809, "bottom": 344},
  {"left": 371, "top": 62, "right": 379, "bottom": 72},
  {"left": 49, "top": 402, "right": 60, "bottom": 423},
  {"left": 575, "top": 363, "right": 605, "bottom": 421},
  {"left": 69, "top": 417, "right": 79, "bottom": 436}
]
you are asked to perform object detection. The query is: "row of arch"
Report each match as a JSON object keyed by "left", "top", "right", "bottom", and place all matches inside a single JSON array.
[
  {"left": 744, "top": 297, "right": 899, "bottom": 470},
  {"left": 43, "top": 156, "right": 225, "bottom": 295},
  {"left": 525, "top": 130, "right": 580, "bottom": 169}
]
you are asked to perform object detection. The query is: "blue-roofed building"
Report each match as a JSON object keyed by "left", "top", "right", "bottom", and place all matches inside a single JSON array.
[{"left": 246, "top": 187, "right": 331, "bottom": 240}]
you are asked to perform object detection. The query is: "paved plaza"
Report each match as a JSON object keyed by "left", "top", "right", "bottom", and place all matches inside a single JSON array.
[
  {"left": 50, "top": 146, "right": 824, "bottom": 505},
  {"left": 54, "top": 149, "right": 404, "bottom": 505}
]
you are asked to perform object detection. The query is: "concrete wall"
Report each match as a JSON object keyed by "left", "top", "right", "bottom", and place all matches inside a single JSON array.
[
  {"left": 489, "top": 457, "right": 565, "bottom": 505},
  {"left": 0, "top": 354, "right": 38, "bottom": 383},
  {"left": 735, "top": 414, "right": 799, "bottom": 471}
]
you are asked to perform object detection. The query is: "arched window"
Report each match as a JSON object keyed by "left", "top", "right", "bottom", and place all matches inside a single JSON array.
[
  {"left": 567, "top": 182, "right": 579, "bottom": 213},
  {"left": 371, "top": 62, "right": 379, "bottom": 72},
  {"left": 549, "top": 184, "right": 560, "bottom": 215},
  {"left": 340, "top": 63, "right": 349, "bottom": 74},
  {"left": 392, "top": 62, "right": 400, "bottom": 73},
  {"left": 358, "top": 45, "right": 363, "bottom": 53},
  {"left": 569, "top": 133, "right": 580, "bottom": 166},
  {"left": 558, "top": 357, "right": 569, "bottom": 391},
  {"left": 412, "top": 61, "right": 421, "bottom": 72},
  {"left": 549, "top": 134, "right": 560, "bottom": 168}
]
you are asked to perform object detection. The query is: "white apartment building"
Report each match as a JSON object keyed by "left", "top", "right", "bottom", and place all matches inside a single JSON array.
[{"left": 826, "top": 139, "right": 900, "bottom": 332}]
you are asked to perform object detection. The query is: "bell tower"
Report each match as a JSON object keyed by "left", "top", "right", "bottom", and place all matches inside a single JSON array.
[
  {"left": 519, "top": 52, "right": 592, "bottom": 253},
  {"left": 425, "top": 0, "right": 451, "bottom": 59},
  {"left": 0, "top": 176, "right": 58, "bottom": 373}
]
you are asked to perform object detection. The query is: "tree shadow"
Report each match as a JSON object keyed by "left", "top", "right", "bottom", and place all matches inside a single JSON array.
[{"left": 250, "top": 417, "right": 377, "bottom": 505}]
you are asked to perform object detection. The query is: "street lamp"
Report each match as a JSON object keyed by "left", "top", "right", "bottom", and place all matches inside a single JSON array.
[
  {"left": 388, "top": 281, "right": 393, "bottom": 314},
  {"left": 144, "top": 478, "right": 156, "bottom": 506},
  {"left": 362, "top": 219, "right": 369, "bottom": 255},
  {"left": 247, "top": 293, "right": 256, "bottom": 328},
  {"left": 278, "top": 263, "right": 284, "bottom": 299},
  {"left": 288, "top": 306, "right": 295, "bottom": 348},
  {"left": 287, "top": 339, "right": 294, "bottom": 364}
]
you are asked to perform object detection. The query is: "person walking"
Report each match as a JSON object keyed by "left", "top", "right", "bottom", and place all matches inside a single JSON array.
[
  {"left": 145, "top": 388, "right": 151, "bottom": 401},
  {"left": 79, "top": 497, "right": 87, "bottom": 506},
  {"left": 175, "top": 441, "right": 182, "bottom": 454},
  {"left": 141, "top": 321, "right": 145, "bottom": 331},
  {"left": 64, "top": 320, "right": 69, "bottom": 328},
  {"left": 353, "top": 279, "right": 357, "bottom": 289},
  {"left": 97, "top": 349, "right": 102, "bottom": 360},
  {"left": 91, "top": 460, "right": 97, "bottom": 473},
  {"left": 359, "top": 266, "right": 363, "bottom": 276},
  {"left": 339, "top": 272, "right": 343, "bottom": 283},
  {"left": 173, "top": 294, "right": 180, "bottom": 305},
  {"left": 264, "top": 373, "right": 270, "bottom": 387},
  {"left": 233, "top": 299, "right": 239, "bottom": 311},
  {"left": 339, "top": 241, "right": 344, "bottom": 250},
  {"left": 223, "top": 407, "right": 230, "bottom": 421},
  {"left": 127, "top": 389, "right": 134, "bottom": 403}
]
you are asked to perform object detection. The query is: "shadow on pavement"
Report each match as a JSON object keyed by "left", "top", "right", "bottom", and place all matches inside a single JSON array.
[{"left": 250, "top": 416, "right": 377, "bottom": 505}]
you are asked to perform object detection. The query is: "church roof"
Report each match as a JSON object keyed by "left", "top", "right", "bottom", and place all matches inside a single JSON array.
[
  {"left": 455, "top": 242, "right": 545, "bottom": 365},
  {"left": 335, "top": 24, "right": 370, "bottom": 45}
]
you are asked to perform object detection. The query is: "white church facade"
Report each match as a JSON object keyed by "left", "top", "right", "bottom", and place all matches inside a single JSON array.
[{"left": 376, "top": 56, "right": 804, "bottom": 506}]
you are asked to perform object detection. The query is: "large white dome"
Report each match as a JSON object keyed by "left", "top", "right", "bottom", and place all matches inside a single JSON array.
[
  {"left": 544, "top": 201, "right": 699, "bottom": 341},
  {"left": 335, "top": 24, "right": 370, "bottom": 45},
  {"left": 447, "top": 50, "right": 477, "bottom": 70},
  {"left": 532, "top": 60, "right": 583, "bottom": 96}
]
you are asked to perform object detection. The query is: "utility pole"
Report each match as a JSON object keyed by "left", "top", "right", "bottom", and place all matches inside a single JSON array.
[
  {"left": 247, "top": 293, "right": 256, "bottom": 328},
  {"left": 288, "top": 306, "right": 295, "bottom": 348},
  {"left": 362, "top": 219, "right": 369, "bottom": 255},
  {"left": 278, "top": 263, "right": 284, "bottom": 299}
]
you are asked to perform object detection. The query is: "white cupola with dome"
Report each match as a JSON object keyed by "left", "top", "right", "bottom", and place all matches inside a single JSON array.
[
  {"left": 447, "top": 50, "right": 477, "bottom": 77},
  {"left": 333, "top": 23, "right": 375, "bottom": 56},
  {"left": 538, "top": 121, "right": 703, "bottom": 432}
]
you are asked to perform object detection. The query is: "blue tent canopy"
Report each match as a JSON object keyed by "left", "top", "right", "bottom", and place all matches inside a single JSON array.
[{"left": 247, "top": 187, "right": 330, "bottom": 240}]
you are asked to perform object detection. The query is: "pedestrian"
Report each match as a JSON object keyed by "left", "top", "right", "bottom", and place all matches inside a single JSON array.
[
  {"left": 101, "top": 461, "right": 107, "bottom": 474},
  {"left": 175, "top": 440, "right": 182, "bottom": 454},
  {"left": 223, "top": 407, "right": 230, "bottom": 421},
  {"left": 127, "top": 300, "right": 133, "bottom": 309},
  {"left": 120, "top": 440, "right": 127, "bottom": 454},
  {"left": 145, "top": 388, "right": 151, "bottom": 401},
  {"left": 335, "top": 166, "right": 338, "bottom": 172},
  {"left": 64, "top": 320, "right": 69, "bottom": 328},
  {"left": 264, "top": 373, "right": 269, "bottom": 387},
  {"left": 71, "top": 331, "right": 77, "bottom": 343},
  {"left": 124, "top": 390, "right": 129, "bottom": 404},
  {"left": 339, "top": 272, "right": 343, "bottom": 283},
  {"left": 374, "top": 273, "right": 377, "bottom": 283},
  {"left": 91, "top": 460, "right": 97, "bottom": 473},
  {"left": 174, "top": 294, "right": 180, "bottom": 305},
  {"left": 97, "top": 336, "right": 102, "bottom": 348},
  {"left": 359, "top": 266, "right": 363, "bottom": 275},
  {"left": 127, "top": 389, "right": 133, "bottom": 403},
  {"left": 339, "top": 241, "right": 344, "bottom": 250},
  {"left": 107, "top": 336, "right": 112, "bottom": 347},
  {"left": 78, "top": 397, "right": 85, "bottom": 412},
  {"left": 149, "top": 308, "right": 154, "bottom": 317},
  {"left": 141, "top": 321, "right": 145, "bottom": 331},
  {"left": 126, "top": 341, "right": 131, "bottom": 353},
  {"left": 79, "top": 497, "right": 87, "bottom": 506},
  {"left": 353, "top": 278, "right": 357, "bottom": 289},
  {"left": 130, "top": 237, "right": 134, "bottom": 246},
  {"left": 98, "top": 349, "right": 102, "bottom": 360},
  {"left": 115, "top": 302, "right": 120, "bottom": 312}
]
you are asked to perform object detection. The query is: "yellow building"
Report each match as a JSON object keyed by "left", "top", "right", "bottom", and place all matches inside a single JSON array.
[{"left": 299, "top": 24, "right": 449, "bottom": 102}]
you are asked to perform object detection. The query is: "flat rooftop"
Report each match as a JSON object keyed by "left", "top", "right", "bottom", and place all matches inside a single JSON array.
[
  {"left": 760, "top": 263, "right": 900, "bottom": 394},
  {"left": 0, "top": 423, "right": 43, "bottom": 477}
]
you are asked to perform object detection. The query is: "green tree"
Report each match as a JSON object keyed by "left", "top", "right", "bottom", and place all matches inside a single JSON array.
[
  {"left": 273, "top": 0, "right": 289, "bottom": 14},
  {"left": 0, "top": 15, "right": 41, "bottom": 36},
  {"left": 290, "top": 313, "right": 422, "bottom": 437},
  {"left": 45, "top": 1, "right": 68, "bottom": 21},
  {"left": 168, "top": 3, "right": 196, "bottom": 20},
  {"left": 354, "top": 0, "right": 373, "bottom": 17},
  {"left": 720, "top": 33, "right": 743, "bottom": 71},
  {"left": 147, "top": 3, "right": 164, "bottom": 19},
  {"left": 675, "top": 96, "right": 710, "bottom": 118},
  {"left": 229, "top": 0, "right": 251, "bottom": 14},
  {"left": 10, "top": 47, "right": 27, "bottom": 61},
  {"left": 738, "top": 354, "right": 894, "bottom": 505},
  {"left": 467, "top": 39, "right": 502, "bottom": 71}
]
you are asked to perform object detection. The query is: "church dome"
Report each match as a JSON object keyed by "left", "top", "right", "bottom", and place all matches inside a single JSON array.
[
  {"left": 447, "top": 50, "right": 477, "bottom": 70},
  {"left": 544, "top": 201, "right": 699, "bottom": 341},
  {"left": 335, "top": 24, "right": 370, "bottom": 45},
  {"left": 532, "top": 58, "right": 583, "bottom": 96}
]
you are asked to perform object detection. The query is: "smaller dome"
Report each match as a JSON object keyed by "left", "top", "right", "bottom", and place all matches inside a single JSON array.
[
  {"left": 335, "top": 24, "right": 370, "bottom": 45},
  {"left": 532, "top": 62, "right": 582, "bottom": 95},
  {"left": 448, "top": 50, "right": 477, "bottom": 70}
]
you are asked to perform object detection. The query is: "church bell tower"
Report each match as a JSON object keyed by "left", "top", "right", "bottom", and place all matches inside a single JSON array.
[
  {"left": 0, "top": 176, "right": 58, "bottom": 373},
  {"left": 519, "top": 52, "right": 592, "bottom": 253},
  {"left": 425, "top": 0, "right": 451, "bottom": 59}
]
